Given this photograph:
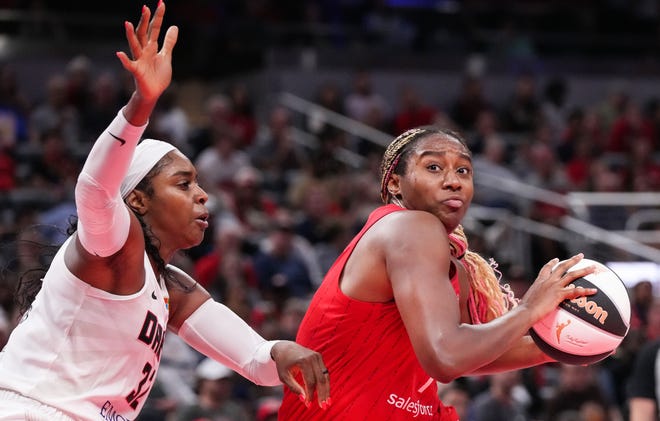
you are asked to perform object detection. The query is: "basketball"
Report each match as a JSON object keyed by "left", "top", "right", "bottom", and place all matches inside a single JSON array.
[{"left": 530, "top": 258, "right": 631, "bottom": 365}]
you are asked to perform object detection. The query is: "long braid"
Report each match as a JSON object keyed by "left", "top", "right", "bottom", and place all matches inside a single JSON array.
[
  {"left": 449, "top": 226, "right": 518, "bottom": 322},
  {"left": 380, "top": 126, "right": 517, "bottom": 323}
]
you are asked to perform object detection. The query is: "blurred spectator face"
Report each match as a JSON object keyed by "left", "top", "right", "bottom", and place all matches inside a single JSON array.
[
  {"left": 558, "top": 364, "right": 595, "bottom": 392},
  {"left": 515, "top": 75, "right": 536, "bottom": 100},
  {"left": 439, "top": 385, "right": 470, "bottom": 420},
  {"left": 633, "top": 280, "right": 653, "bottom": 308},
  {"left": 354, "top": 72, "right": 372, "bottom": 96}
]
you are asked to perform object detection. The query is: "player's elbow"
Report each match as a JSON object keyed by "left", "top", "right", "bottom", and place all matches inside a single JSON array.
[{"left": 419, "top": 349, "right": 466, "bottom": 383}]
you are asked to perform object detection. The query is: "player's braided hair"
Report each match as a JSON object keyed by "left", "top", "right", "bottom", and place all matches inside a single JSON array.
[{"left": 379, "top": 126, "right": 517, "bottom": 322}]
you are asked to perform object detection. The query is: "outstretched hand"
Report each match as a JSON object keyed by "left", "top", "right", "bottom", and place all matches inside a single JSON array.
[
  {"left": 116, "top": 2, "right": 178, "bottom": 104},
  {"left": 271, "top": 341, "right": 331, "bottom": 410}
]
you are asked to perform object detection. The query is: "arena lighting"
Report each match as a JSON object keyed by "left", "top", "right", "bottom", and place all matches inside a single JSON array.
[{"left": 0, "top": 35, "right": 11, "bottom": 60}]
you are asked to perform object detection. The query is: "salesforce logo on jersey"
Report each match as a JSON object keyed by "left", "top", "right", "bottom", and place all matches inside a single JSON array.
[{"left": 387, "top": 393, "right": 435, "bottom": 418}]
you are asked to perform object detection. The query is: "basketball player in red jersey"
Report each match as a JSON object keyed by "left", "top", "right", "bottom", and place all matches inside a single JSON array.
[
  {"left": 279, "top": 127, "right": 597, "bottom": 420},
  {"left": 0, "top": 4, "right": 328, "bottom": 419}
]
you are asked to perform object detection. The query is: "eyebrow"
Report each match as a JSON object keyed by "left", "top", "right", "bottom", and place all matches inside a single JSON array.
[
  {"left": 418, "top": 150, "right": 472, "bottom": 162},
  {"left": 170, "top": 169, "right": 196, "bottom": 179}
]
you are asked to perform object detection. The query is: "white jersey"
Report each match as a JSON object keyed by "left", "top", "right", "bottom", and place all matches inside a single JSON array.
[{"left": 0, "top": 236, "right": 170, "bottom": 421}]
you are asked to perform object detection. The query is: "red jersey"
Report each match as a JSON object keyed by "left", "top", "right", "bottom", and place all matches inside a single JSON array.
[{"left": 279, "top": 205, "right": 460, "bottom": 420}]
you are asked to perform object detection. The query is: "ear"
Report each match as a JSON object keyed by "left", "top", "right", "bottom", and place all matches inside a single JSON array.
[
  {"left": 386, "top": 173, "right": 401, "bottom": 199},
  {"left": 125, "top": 190, "right": 148, "bottom": 215}
]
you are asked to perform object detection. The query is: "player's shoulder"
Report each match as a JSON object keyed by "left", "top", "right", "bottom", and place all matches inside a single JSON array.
[
  {"left": 373, "top": 209, "right": 446, "bottom": 246},
  {"left": 166, "top": 264, "right": 195, "bottom": 285},
  {"left": 380, "top": 208, "right": 443, "bottom": 230}
]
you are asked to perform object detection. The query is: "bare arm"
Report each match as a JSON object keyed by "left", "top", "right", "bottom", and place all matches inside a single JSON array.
[
  {"left": 468, "top": 336, "right": 553, "bottom": 375},
  {"left": 384, "top": 211, "right": 594, "bottom": 382}
]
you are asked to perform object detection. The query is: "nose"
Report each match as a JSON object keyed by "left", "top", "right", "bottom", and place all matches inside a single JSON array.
[
  {"left": 443, "top": 170, "right": 462, "bottom": 191},
  {"left": 196, "top": 185, "right": 209, "bottom": 205}
]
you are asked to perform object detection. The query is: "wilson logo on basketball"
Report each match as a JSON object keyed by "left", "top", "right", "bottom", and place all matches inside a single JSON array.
[{"left": 566, "top": 284, "right": 608, "bottom": 324}]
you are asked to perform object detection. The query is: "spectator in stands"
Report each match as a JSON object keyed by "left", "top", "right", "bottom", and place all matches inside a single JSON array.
[
  {"left": 627, "top": 136, "right": 660, "bottom": 192},
  {"left": 252, "top": 211, "right": 315, "bottom": 309},
  {"left": 630, "top": 280, "right": 654, "bottom": 332},
  {"left": 597, "top": 81, "right": 630, "bottom": 134},
  {"left": 0, "top": 64, "right": 30, "bottom": 146},
  {"left": 393, "top": 84, "right": 438, "bottom": 135},
  {"left": 29, "top": 74, "right": 80, "bottom": 147},
  {"left": 64, "top": 55, "right": 93, "bottom": 114},
  {"left": 344, "top": 69, "right": 390, "bottom": 154},
  {"left": 469, "top": 108, "right": 501, "bottom": 156},
  {"left": 627, "top": 338, "right": 660, "bottom": 421},
  {"left": 468, "top": 370, "right": 532, "bottom": 421},
  {"left": 80, "top": 71, "right": 123, "bottom": 144},
  {"left": 472, "top": 135, "right": 526, "bottom": 212},
  {"left": 218, "top": 166, "right": 279, "bottom": 239},
  {"left": 249, "top": 106, "right": 307, "bottom": 200},
  {"left": 307, "top": 80, "right": 345, "bottom": 135},
  {"left": 188, "top": 93, "right": 237, "bottom": 160},
  {"left": 542, "top": 364, "right": 619, "bottom": 421},
  {"left": 151, "top": 82, "right": 191, "bottom": 155},
  {"left": 438, "top": 381, "right": 472, "bottom": 421},
  {"left": 175, "top": 358, "right": 251, "bottom": 421},
  {"left": 227, "top": 82, "right": 258, "bottom": 147},
  {"left": 540, "top": 76, "right": 569, "bottom": 146},
  {"left": 256, "top": 396, "right": 282, "bottom": 421},
  {"left": 450, "top": 75, "right": 492, "bottom": 131},
  {"left": 195, "top": 126, "right": 251, "bottom": 197},
  {"left": 24, "top": 128, "right": 81, "bottom": 196},
  {"left": 500, "top": 73, "right": 540, "bottom": 134},
  {"left": 607, "top": 101, "right": 656, "bottom": 155},
  {"left": 344, "top": 69, "right": 389, "bottom": 128}
]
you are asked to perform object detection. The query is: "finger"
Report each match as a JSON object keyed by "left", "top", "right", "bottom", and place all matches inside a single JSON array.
[
  {"left": 124, "top": 21, "right": 141, "bottom": 60},
  {"left": 135, "top": 5, "right": 151, "bottom": 47},
  {"left": 315, "top": 365, "right": 331, "bottom": 409},
  {"left": 116, "top": 51, "right": 135, "bottom": 74},
  {"left": 539, "top": 258, "right": 559, "bottom": 277},
  {"left": 279, "top": 368, "right": 308, "bottom": 404},
  {"left": 561, "top": 265, "right": 596, "bottom": 285},
  {"left": 298, "top": 360, "right": 318, "bottom": 407},
  {"left": 304, "top": 354, "right": 330, "bottom": 409},
  {"left": 563, "top": 285, "right": 598, "bottom": 299},
  {"left": 159, "top": 25, "right": 178, "bottom": 57},
  {"left": 147, "top": 1, "right": 165, "bottom": 45},
  {"left": 554, "top": 253, "right": 584, "bottom": 274}
]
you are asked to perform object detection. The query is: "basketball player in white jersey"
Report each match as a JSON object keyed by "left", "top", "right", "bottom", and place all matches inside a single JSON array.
[{"left": 0, "top": 3, "right": 330, "bottom": 420}]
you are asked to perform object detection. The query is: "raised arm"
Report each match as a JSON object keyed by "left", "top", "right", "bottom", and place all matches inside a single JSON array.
[{"left": 69, "top": 2, "right": 177, "bottom": 290}]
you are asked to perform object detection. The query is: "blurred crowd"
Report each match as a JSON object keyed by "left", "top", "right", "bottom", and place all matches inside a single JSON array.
[{"left": 0, "top": 47, "right": 659, "bottom": 421}]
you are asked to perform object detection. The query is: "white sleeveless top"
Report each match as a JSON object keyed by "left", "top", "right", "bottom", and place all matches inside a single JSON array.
[{"left": 0, "top": 236, "right": 170, "bottom": 420}]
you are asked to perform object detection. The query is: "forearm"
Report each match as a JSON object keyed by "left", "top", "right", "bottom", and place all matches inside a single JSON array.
[
  {"left": 423, "top": 303, "right": 540, "bottom": 381},
  {"left": 468, "top": 335, "right": 553, "bottom": 375},
  {"left": 177, "top": 299, "right": 281, "bottom": 386},
  {"left": 122, "top": 91, "right": 158, "bottom": 126}
]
